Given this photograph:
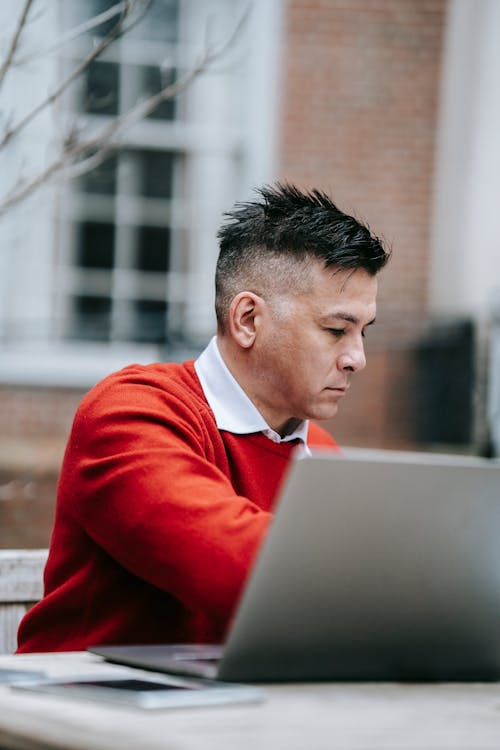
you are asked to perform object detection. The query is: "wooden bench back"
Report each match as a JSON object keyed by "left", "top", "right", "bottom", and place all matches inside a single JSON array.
[{"left": 0, "top": 549, "right": 48, "bottom": 654}]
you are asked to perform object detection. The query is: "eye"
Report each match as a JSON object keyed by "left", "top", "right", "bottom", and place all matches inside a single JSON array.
[{"left": 327, "top": 328, "right": 346, "bottom": 337}]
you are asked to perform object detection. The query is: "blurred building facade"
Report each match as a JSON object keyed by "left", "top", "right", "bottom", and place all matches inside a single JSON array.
[{"left": 1, "top": 0, "right": 499, "bottom": 547}]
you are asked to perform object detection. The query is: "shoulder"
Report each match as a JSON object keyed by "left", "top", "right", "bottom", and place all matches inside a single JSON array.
[
  {"left": 87, "top": 359, "right": 200, "bottom": 397},
  {"left": 75, "top": 360, "right": 212, "bottom": 428},
  {"left": 307, "top": 422, "right": 340, "bottom": 451}
]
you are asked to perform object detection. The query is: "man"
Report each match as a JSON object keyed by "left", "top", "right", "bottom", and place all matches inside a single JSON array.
[{"left": 17, "top": 183, "right": 389, "bottom": 652}]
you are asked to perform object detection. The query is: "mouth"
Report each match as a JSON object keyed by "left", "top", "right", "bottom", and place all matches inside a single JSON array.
[{"left": 326, "top": 385, "right": 349, "bottom": 395}]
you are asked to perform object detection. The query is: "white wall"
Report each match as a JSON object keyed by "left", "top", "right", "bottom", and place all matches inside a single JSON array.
[
  {"left": 0, "top": 0, "right": 60, "bottom": 345},
  {"left": 429, "top": 0, "right": 500, "bottom": 326},
  {"left": 182, "top": 0, "right": 284, "bottom": 342}
]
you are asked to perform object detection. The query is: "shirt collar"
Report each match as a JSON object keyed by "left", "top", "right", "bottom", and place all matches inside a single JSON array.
[{"left": 194, "top": 336, "right": 310, "bottom": 447}]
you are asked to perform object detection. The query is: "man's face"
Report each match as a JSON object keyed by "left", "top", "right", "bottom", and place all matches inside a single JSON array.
[{"left": 248, "top": 262, "right": 378, "bottom": 434}]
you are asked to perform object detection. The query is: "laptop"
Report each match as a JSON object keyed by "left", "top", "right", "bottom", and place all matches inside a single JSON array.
[{"left": 91, "top": 449, "right": 500, "bottom": 682}]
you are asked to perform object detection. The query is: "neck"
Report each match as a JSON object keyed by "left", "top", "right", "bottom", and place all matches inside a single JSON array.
[
  {"left": 277, "top": 417, "right": 303, "bottom": 438},
  {"left": 216, "top": 335, "right": 300, "bottom": 437}
]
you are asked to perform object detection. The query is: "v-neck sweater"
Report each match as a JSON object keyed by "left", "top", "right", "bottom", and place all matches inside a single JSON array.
[{"left": 17, "top": 360, "right": 338, "bottom": 652}]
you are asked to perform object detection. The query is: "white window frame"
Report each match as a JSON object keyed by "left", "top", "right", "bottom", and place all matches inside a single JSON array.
[{"left": 0, "top": 0, "right": 283, "bottom": 388}]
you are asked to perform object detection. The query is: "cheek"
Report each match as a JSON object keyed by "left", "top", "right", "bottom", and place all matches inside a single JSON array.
[
  {"left": 292, "top": 350, "right": 328, "bottom": 390},
  {"left": 306, "top": 342, "right": 337, "bottom": 370}
]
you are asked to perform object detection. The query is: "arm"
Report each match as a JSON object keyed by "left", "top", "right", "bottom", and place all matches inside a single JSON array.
[{"left": 61, "top": 366, "right": 272, "bottom": 620}]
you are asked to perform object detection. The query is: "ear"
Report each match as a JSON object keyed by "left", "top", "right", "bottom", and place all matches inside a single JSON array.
[{"left": 228, "top": 291, "right": 265, "bottom": 349}]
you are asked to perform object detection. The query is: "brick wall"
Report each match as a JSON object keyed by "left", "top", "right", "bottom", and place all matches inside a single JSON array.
[
  {"left": 278, "top": 0, "right": 448, "bottom": 446},
  {"left": 280, "top": 0, "right": 446, "bottom": 342},
  {"left": 0, "top": 387, "right": 85, "bottom": 548},
  {"left": 0, "top": 387, "right": 82, "bottom": 440}
]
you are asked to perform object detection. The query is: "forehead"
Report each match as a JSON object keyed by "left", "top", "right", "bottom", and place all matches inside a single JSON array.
[{"left": 303, "top": 263, "right": 378, "bottom": 313}]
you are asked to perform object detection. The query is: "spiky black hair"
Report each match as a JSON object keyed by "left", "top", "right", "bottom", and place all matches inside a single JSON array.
[{"left": 215, "top": 182, "right": 390, "bottom": 329}]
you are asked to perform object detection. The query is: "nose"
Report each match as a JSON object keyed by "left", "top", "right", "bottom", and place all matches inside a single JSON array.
[{"left": 337, "top": 340, "right": 367, "bottom": 373}]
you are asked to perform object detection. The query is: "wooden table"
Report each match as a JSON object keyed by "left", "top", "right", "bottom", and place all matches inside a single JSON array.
[{"left": 1, "top": 651, "right": 500, "bottom": 749}]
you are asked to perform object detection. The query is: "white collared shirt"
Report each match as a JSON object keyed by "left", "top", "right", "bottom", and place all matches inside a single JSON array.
[{"left": 194, "top": 336, "right": 310, "bottom": 451}]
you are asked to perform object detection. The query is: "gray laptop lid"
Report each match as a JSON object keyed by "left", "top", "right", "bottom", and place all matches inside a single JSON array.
[
  {"left": 218, "top": 449, "right": 500, "bottom": 681},
  {"left": 92, "top": 450, "right": 500, "bottom": 682}
]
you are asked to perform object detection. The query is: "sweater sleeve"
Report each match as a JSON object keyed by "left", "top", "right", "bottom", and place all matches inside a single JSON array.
[{"left": 60, "top": 366, "right": 272, "bottom": 621}]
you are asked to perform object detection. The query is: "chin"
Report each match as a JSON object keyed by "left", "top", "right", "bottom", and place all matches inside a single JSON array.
[{"left": 309, "top": 403, "right": 340, "bottom": 421}]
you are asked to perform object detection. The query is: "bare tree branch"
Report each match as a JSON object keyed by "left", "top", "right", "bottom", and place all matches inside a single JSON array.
[
  {"left": 0, "top": 4, "right": 251, "bottom": 218},
  {"left": 67, "top": 6, "right": 251, "bottom": 172},
  {"left": 0, "top": 0, "right": 151, "bottom": 151},
  {"left": 13, "top": 1, "right": 130, "bottom": 66},
  {"left": 0, "top": 54, "right": 211, "bottom": 217},
  {"left": 0, "top": 0, "right": 34, "bottom": 90}
]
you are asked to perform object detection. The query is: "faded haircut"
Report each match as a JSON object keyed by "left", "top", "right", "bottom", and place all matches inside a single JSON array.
[{"left": 215, "top": 182, "right": 390, "bottom": 332}]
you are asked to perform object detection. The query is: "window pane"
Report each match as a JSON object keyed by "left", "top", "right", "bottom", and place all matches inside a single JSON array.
[
  {"left": 77, "top": 222, "right": 115, "bottom": 269},
  {"left": 143, "top": 66, "right": 176, "bottom": 121},
  {"left": 85, "top": 1, "right": 122, "bottom": 39},
  {"left": 83, "top": 61, "right": 119, "bottom": 116},
  {"left": 138, "top": 150, "right": 174, "bottom": 199},
  {"left": 80, "top": 155, "right": 117, "bottom": 195},
  {"left": 136, "top": 226, "right": 170, "bottom": 272},
  {"left": 72, "top": 295, "right": 111, "bottom": 341},
  {"left": 132, "top": 299, "right": 167, "bottom": 343}
]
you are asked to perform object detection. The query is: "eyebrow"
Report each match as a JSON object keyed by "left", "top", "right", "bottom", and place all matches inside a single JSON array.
[{"left": 321, "top": 312, "right": 377, "bottom": 327}]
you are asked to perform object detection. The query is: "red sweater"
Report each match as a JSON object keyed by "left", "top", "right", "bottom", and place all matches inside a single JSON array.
[{"left": 17, "top": 360, "right": 337, "bottom": 652}]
